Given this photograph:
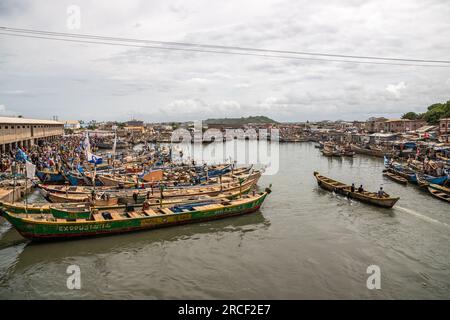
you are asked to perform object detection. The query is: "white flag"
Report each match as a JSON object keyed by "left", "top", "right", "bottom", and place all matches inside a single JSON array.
[
  {"left": 86, "top": 150, "right": 103, "bottom": 165},
  {"left": 83, "top": 133, "right": 91, "bottom": 152},
  {"left": 26, "top": 161, "right": 36, "bottom": 179},
  {"left": 112, "top": 132, "right": 117, "bottom": 155}
]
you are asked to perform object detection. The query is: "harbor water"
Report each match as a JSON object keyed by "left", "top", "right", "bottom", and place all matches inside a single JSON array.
[{"left": 0, "top": 142, "right": 449, "bottom": 299}]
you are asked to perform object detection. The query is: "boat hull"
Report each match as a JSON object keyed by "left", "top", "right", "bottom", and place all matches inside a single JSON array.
[
  {"left": 383, "top": 172, "right": 408, "bottom": 185},
  {"left": 427, "top": 187, "right": 450, "bottom": 203},
  {"left": 3, "top": 194, "right": 268, "bottom": 241},
  {"left": 36, "top": 171, "right": 66, "bottom": 184},
  {"left": 314, "top": 172, "right": 399, "bottom": 208},
  {"left": 350, "top": 144, "right": 389, "bottom": 158}
]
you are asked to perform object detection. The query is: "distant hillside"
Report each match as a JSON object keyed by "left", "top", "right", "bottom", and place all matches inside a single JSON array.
[{"left": 205, "top": 116, "right": 278, "bottom": 125}]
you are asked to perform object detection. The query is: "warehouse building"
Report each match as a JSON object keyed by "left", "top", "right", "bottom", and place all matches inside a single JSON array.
[{"left": 0, "top": 116, "right": 64, "bottom": 153}]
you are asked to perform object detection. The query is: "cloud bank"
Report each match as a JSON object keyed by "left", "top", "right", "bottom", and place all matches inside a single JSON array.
[{"left": 0, "top": 0, "right": 449, "bottom": 122}]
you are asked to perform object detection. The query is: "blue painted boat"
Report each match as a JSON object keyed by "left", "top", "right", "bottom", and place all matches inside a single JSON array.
[
  {"left": 416, "top": 173, "right": 448, "bottom": 186},
  {"left": 36, "top": 170, "right": 66, "bottom": 184},
  {"left": 389, "top": 165, "right": 417, "bottom": 183}
]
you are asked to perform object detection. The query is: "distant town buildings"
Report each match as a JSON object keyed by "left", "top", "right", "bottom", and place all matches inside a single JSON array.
[
  {"left": 63, "top": 120, "right": 81, "bottom": 130},
  {"left": 2, "top": 114, "right": 445, "bottom": 147}
]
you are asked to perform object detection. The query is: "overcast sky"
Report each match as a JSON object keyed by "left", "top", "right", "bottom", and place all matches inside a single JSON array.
[{"left": 0, "top": 0, "right": 449, "bottom": 122}]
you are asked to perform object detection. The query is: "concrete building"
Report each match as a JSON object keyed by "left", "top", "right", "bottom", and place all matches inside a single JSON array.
[
  {"left": 439, "top": 118, "right": 450, "bottom": 142},
  {"left": 0, "top": 116, "right": 64, "bottom": 152},
  {"left": 366, "top": 117, "right": 388, "bottom": 133},
  {"left": 383, "top": 119, "right": 427, "bottom": 133},
  {"left": 63, "top": 120, "right": 81, "bottom": 130}
]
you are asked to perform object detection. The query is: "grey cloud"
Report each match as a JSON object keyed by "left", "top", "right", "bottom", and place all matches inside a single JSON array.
[{"left": 0, "top": 0, "right": 449, "bottom": 122}]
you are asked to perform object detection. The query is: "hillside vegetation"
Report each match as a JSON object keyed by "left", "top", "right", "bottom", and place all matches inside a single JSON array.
[
  {"left": 402, "top": 100, "right": 450, "bottom": 124},
  {"left": 205, "top": 116, "right": 278, "bottom": 125}
]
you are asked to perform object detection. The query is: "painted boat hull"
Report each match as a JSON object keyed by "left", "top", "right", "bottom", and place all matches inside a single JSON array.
[
  {"left": 350, "top": 144, "right": 389, "bottom": 158},
  {"left": 3, "top": 193, "right": 268, "bottom": 241},
  {"left": 389, "top": 168, "right": 417, "bottom": 183},
  {"left": 36, "top": 171, "right": 66, "bottom": 184},
  {"left": 383, "top": 172, "right": 408, "bottom": 185},
  {"left": 427, "top": 187, "right": 450, "bottom": 203},
  {"left": 428, "top": 184, "right": 450, "bottom": 195}
]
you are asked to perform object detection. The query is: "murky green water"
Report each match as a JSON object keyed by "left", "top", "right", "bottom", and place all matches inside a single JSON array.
[{"left": 0, "top": 142, "right": 449, "bottom": 299}]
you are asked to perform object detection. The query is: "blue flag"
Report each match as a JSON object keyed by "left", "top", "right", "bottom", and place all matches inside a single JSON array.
[{"left": 15, "top": 148, "right": 30, "bottom": 162}]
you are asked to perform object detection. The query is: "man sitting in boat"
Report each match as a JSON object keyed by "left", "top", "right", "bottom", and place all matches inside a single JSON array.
[
  {"left": 351, "top": 183, "right": 355, "bottom": 193},
  {"left": 377, "top": 187, "right": 387, "bottom": 198},
  {"left": 357, "top": 185, "right": 364, "bottom": 193}
]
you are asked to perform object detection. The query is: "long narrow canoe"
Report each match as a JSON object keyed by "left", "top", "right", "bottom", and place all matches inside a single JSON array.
[
  {"left": 428, "top": 184, "right": 450, "bottom": 195},
  {"left": 313, "top": 171, "right": 399, "bottom": 208},
  {"left": 43, "top": 172, "right": 261, "bottom": 204},
  {"left": 427, "top": 187, "right": 450, "bottom": 203},
  {"left": 416, "top": 173, "right": 448, "bottom": 186},
  {"left": 383, "top": 171, "right": 408, "bottom": 185},
  {"left": 0, "top": 184, "right": 257, "bottom": 218},
  {"left": 2, "top": 191, "right": 270, "bottom": 241},
  {"left": 46, "top": 192, "right": 119, "bottom": 206},
  {"left": 388, "top": 167, "right": 417, "bottom": 183},
  {"left": 39, "top": 184, "right": 114, "bottom": 195},
  {"left": 350, "top": 144, "right": 391, "bottom": 158},
  {"left": 50, "top": 186, "right": 260, "bottom": 219},
  {"left": 45, "top": 170, "right": 262, "bottom": 202}
]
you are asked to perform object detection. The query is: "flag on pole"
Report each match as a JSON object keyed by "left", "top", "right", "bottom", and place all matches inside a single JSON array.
[
  {"left": 86, "top": 150, "right": 103, "bottom": 165},
  {"left": 83, "top": 133, "right": 91, "bottom": 152},
  {"left": 112, "top": 132, "right": 117, "bottom": 155},
  {"left": 25, "top": 160, "right": 36, "bottom": 179}
]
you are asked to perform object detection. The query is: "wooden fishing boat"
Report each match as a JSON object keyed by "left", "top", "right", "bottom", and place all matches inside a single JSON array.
[
  {"left": 0, "top": 202, "right": 52, "bottom": 215},
  {"left": 350, "top": 144, "right": 390, "bottom": 158},
  {"left": 321, "top": 147, "right": 341, "bottom": 157},
  {"left": 342, "top": 150, "right": 355, "bottom": 157},
  {"left": 44, "top": 171, "right": 261, "bottom": 204},
  {"left": 46, "top": 191, "right": 119, "bottom": 206},
  {"left": 1, "top": 183, "right": 256, "bottom": 217},
  {"left": 428, "top": 183, "right": 450, "bottom": 195},
  {"left": 96, "top": 164, "right": 243, "bottom": 188},
  {"left": 388, "top": 167, "right": 417, "bottom": 183},
  {"left": 415, "top": 173, "right": 447, "bottom": 186},
  {"left": 2, "top": 190, "right": 270, "bottom": 241},
  {"left": 98, "top": 174, "right": 137, "bottom": 187},
  {"left": 41, "top": 168, "right": 260, "bottom": 195},
  {"left": 427, "top": 187, "right": 450, "bottom": 203},
  {"left": 39, "top": 184, "right": 114, "bottom": 195},
  {"left": 36, "top": 170, "right": 66, "bottom": 184},
  {"left": 51, "top": 186, "right": 258, "bottom": 219},
  {"left": 313, "top": 171, "right": 399, "bottom": 208},
  {"left": 383, "top": 171, "right": 408, "bottom": 185}
]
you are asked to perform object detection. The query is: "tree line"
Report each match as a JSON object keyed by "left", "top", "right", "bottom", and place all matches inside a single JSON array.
[{"left": 402, "top": 100, "right": 450, "bottom": 124}]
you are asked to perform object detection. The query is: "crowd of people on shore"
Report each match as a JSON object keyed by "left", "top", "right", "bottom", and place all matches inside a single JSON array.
[{"left": 0, "top": 136, "right": 85, "bottom": 175}]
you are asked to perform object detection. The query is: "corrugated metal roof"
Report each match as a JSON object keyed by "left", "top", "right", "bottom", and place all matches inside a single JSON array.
[{"left": 0, "top": 116, "right": 63, "bottom": 125}]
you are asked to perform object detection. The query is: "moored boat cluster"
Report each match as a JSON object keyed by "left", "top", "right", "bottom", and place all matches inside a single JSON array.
[{"left": 0, "top": 137, "right": 271, "bottom": 241}]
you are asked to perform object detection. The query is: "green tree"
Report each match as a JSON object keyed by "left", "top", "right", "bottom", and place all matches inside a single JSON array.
[{"left": 401, "top": 112, "right": 419, "bottom": 120}]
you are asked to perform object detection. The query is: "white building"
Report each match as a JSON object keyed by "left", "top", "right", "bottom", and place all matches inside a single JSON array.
[{"left": 64, "top": 120, "right": 81, "bottom": 130}]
